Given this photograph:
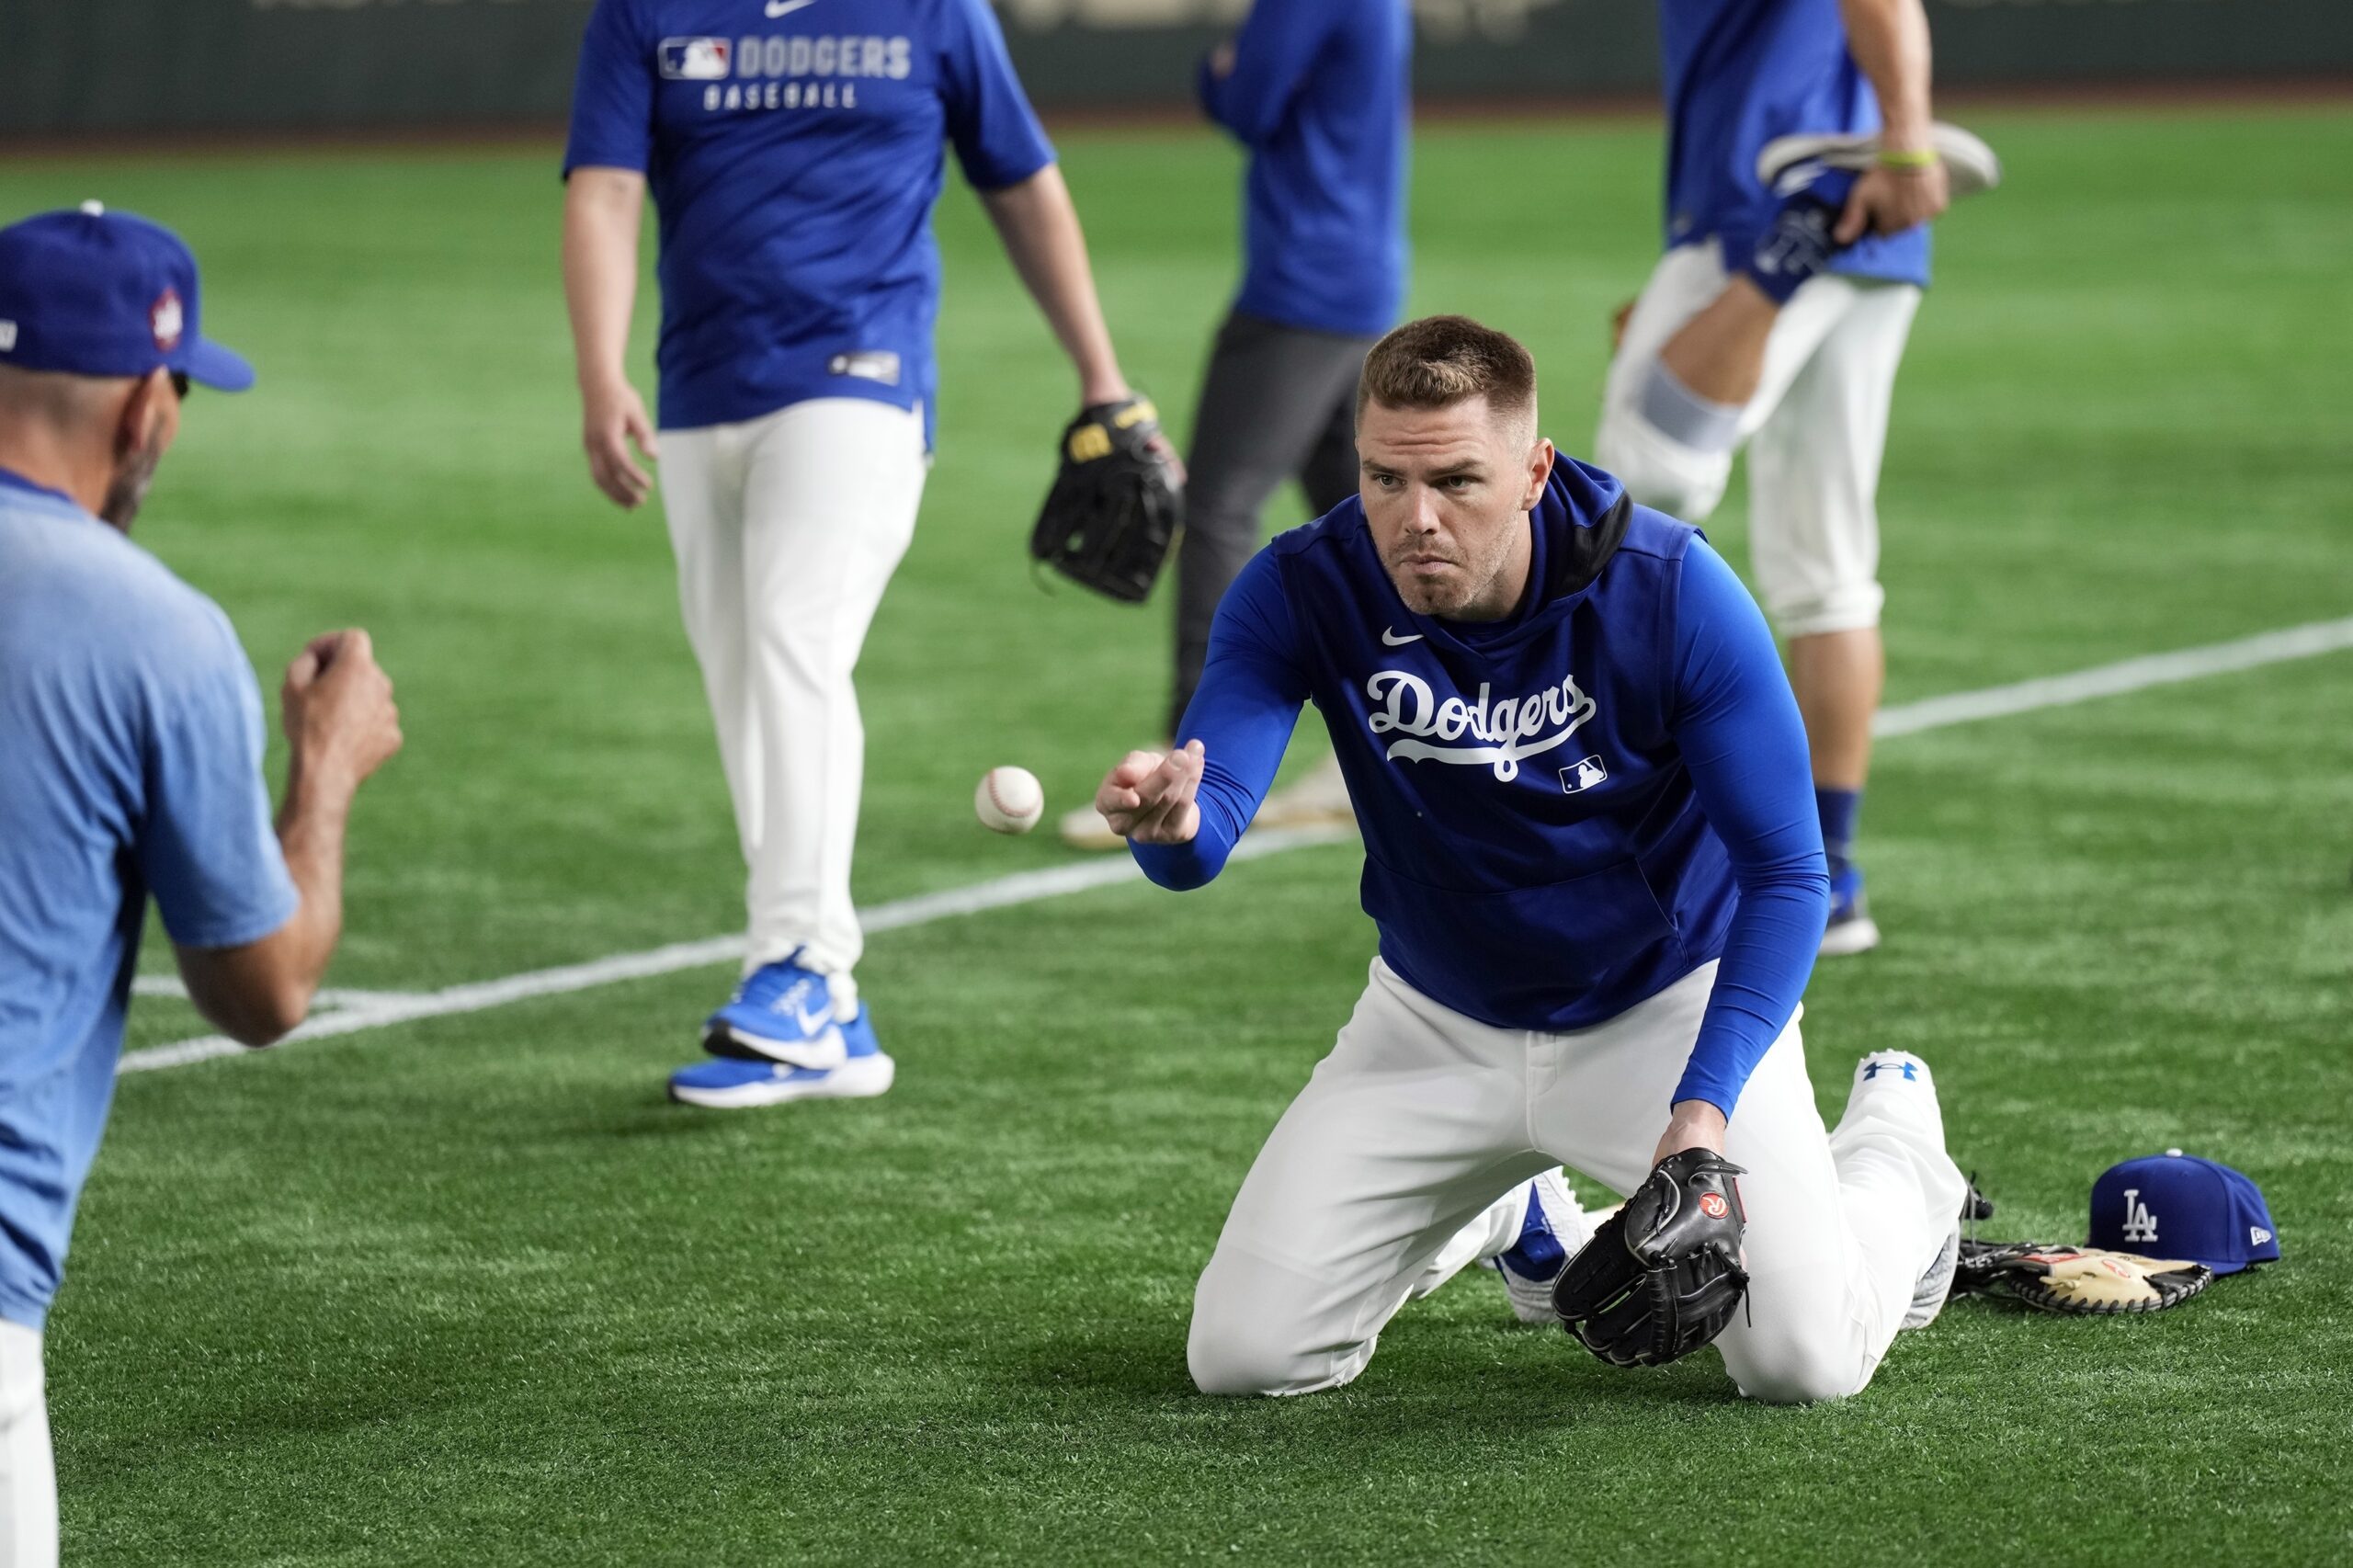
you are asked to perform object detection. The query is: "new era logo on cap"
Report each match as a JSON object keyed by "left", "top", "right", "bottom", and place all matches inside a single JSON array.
[{"left": 0, "top": 320, "right": 16, "bottom": 352}]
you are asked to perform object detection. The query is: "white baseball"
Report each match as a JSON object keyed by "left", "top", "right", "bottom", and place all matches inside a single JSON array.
[{"left": 974, "top": 766, "right": 1045, "bottom": 835}]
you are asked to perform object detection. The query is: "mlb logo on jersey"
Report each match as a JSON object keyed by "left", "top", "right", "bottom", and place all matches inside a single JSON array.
[
  {"left": 659, "top": 38, "right": 733, "bottom": 80},
  {"left": 1559, "top": 756, "right": 1608, "bottom": 795}
]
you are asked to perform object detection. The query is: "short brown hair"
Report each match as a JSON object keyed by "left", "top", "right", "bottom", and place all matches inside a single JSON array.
[{"left": 1356, "top": 314, "right": 1537, "bottom": 426}]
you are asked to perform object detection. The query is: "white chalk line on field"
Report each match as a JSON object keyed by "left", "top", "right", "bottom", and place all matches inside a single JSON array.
[
  {"left": 119, "top": 612, "right": 2353, "bottom": 1077},
  {"left": 117, "top": 825, "right": 1354, "bottom": 1074}
]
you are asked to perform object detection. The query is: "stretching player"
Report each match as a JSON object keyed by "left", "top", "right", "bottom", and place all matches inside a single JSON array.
[
  {"left": 1094, "top": 317, "right": 1966, "bottom": 1401},
  {"left": 563, "top": 0, "right": 1158, "bottom": 1107},
  {"left": 0, "top": 207, "right": 403, "bottom": 1560},
  {"left": 1596, "top": 0, "right": 1990, "bottom": 955},
  {"left": 1061, "top": 0, "right": 1410, "bottom": 848}
]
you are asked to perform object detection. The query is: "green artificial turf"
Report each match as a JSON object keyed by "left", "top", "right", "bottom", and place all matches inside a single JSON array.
[{"left": 3, "top": 104, "right": 2351, "bottom": 1563}]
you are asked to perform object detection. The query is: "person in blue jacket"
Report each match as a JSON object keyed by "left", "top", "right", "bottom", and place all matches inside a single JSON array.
[
  {"left": 1091, "top": 316, "right": 1966, "bottom": 1403},
  {"left": 1063, "top": 0, "right": 1410, "bottom": 846}
]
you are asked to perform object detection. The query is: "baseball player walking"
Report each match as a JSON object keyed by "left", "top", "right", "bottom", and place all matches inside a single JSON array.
[
  {"left": 1094, "top": 316, "right": 1966, "bottom": 1401},
  {"left": 1596, "top": 0, "right": 1990, "bottom": 956},
  {"left": 562, "top": 0, "right": 1160, "bottom": 1108},
  {"left": 1062, "top": 0, "right": 1411, "bottom": 847},
  {"left": 0, "top": 206, "right": 403, "bottom": 1561}
]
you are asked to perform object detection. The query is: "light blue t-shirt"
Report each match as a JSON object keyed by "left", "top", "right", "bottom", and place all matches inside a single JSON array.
[{"left": 0, "top": 469, "right": 297, "bottom": 1328}]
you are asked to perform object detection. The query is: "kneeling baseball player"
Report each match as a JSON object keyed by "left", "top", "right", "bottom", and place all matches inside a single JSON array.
[{"left": 1093, "top": 315, "right": 1966, "bottom": 1401}]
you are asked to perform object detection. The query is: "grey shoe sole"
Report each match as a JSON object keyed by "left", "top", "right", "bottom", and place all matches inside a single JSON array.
[{"left": 1756, "top": 122, "right": 2004, "bottom": 201}]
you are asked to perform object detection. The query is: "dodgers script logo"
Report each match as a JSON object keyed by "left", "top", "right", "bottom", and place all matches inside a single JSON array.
[
  {"left": 1365, "top": 667, "right": 1597, "bottom": 782},
  {"left": 2120, "top": 1187, "right": 2158, "bottom": 1244}
]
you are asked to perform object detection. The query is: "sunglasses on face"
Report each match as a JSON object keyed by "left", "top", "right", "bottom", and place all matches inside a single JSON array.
[{"left": 169, "top": 371, "right": 189, "bottom": 401}]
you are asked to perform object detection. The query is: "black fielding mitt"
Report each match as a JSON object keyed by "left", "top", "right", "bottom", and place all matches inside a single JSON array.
[
  {"left": 1029, "top": 397, "right": 1182, "bottom": 604},
  {"left": 1552, "top": 1148, "right": 1749, "bottom": 1368},
  {"left": 1952, "top": 1240, "right": 2212, "bottom": 1315}
]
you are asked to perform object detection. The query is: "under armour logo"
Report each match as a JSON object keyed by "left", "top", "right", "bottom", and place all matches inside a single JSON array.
[
  {"left": 1861, "top": 1060, "right": 1917, "bottom": 1081},
  {"left": 2120, "top": 1187, "right": 2159, "bottom": 1244}
]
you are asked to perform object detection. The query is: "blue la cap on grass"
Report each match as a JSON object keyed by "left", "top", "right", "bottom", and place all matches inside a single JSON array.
[
  {"left": 0, "top": 202, "right": 254, "bottom": 392},
  {"left": 2090, "top": 1150, "right": 2279, "bottom": 1276}
]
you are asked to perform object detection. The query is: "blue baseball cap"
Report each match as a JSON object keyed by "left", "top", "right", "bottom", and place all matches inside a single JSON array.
[
  {"left": 2089, "top": 1150, "right": 2279, "bottom": 1276},
  {"left": 0, "top": 202, "right": 253, "bottom": 392}
]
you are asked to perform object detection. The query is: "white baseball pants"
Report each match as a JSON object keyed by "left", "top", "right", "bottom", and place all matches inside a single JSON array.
[
  {"left": 1595, "top": 242, "right": 1922, "bottom": 638},
  {"left": 0, "top": 1324, "right": 54, "bottom": 1568},
  {"left": 1188, "top": 959, "right": 1966, "bottom": 1403},
  {"left": 659, "top": 399, "right": 929, "bottom": 999}
]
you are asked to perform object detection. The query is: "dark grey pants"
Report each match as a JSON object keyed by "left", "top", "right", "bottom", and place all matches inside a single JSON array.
[{"left": 1169, "top": 309, "right": 1374, "bottom": 735}]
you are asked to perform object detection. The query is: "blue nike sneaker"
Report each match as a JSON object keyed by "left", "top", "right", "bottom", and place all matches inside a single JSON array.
[
  {"left": 1490, "top": 1167, "right": 1592, "bottom": 1324},
  {"left": 1820, "top": 863, "right": 1881, "bottom": 958},
  {"left": 669, "top": 1005, "right": 893, "bottom": 1109},
  {"left": 702, "top": 949, "right": 846, "bottom": 1068}
]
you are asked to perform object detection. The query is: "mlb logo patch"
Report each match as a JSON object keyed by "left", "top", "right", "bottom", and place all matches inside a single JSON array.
[
  {"left": 1558, "top": 756, "right": 1608, "bottom": 795},
  {"left": 659, "top": 38, "right": 733, "bottom": 80}
]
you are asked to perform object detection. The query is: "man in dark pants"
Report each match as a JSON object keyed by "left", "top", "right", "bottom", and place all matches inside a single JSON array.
[{"left": 1063, "top": 0, "right": 1411, "bottom": 847}]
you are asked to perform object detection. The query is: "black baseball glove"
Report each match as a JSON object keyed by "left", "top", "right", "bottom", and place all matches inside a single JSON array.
[
  {"left": 1029, "top": 397, "right": 1182, "bottom": 604},
  {"left": 1552, "top": 1148, "right": 1749, "bottom": 1368},
  {"left": 1952, "top": 1240, "right": 2212, "bottom": 1316}
]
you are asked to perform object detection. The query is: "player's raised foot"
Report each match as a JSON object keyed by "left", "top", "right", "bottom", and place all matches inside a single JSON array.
[
  {"left": 1490, "top": 1167, "right": 1593, "bottom": 1324},
  {"left": 1253, "top": 752, "right": 1356, "bottom": 834},
  {"left": 1819, "top": 865, "right": 1881, "bottom": 958},
  {"left": 701, "top": 949, "right": 847, "bottom": 1067},
  {"left": 670, "top": 1005, "right": 892, "bottom": 1108},
  {"left": 1756, "top": 122, "right": 2003, "bottom": 202}
]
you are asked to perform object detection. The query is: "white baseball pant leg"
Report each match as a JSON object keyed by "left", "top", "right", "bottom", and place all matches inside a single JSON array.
[
  {"left": 1593, "top": 242, "right": 1920, "bottom": 637},
  {"left": 1188, "top": 959, "right": 1964, "bottom": 1403},
  {"left": 0, "top": 1324, "right": 55, "bottom": 1568},
  {"left": 659, "top": 399, "right": 929, "bottom": 1006}
]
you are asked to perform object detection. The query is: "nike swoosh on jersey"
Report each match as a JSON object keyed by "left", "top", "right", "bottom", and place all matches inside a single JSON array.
[
  {"left": 1381, "top": 628, "right": 1424, "bottom": 646},
  {"left": 764, "top": 0, "right": 817, "bottom": 15}
]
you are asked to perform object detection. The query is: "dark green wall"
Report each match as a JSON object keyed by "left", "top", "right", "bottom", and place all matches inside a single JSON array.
[{"left": 2, "top": 0, "right": 2347, "bottom": 139}]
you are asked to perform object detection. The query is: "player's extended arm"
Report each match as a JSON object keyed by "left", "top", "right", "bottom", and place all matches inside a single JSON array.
[
  {"left": 1834, "top": 0, "right": 1949, "bottom": 242},
  {"left": 176, "top": 632, "right": 404, "bottom": 1046},
  {"left": 979, "top": 168, "right": 1134, "bottom": 411},
  {"left": 1107, "top": 551, "right": 1310, "bottom": 889},
  {"left": 1659, "top": 540, "right": 1833, "bottom": 1149},
  {"left": 562, "top": 166, "right": 660, "bottom": 508},
  {"left": 1198, "top": 0, "right": 1335, "bottom": 147}
]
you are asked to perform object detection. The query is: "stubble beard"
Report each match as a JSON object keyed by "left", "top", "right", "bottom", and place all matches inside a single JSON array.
[{"left": 99, "top": 444, "right": 160, "bottom": 533}]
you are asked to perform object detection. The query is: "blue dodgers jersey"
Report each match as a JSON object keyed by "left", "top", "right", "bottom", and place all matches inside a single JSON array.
[
  {"left": 564, "top": 0, "right": 1058, "bottom": 436},
  {"left": 0, "top": 472, "right": 298, "bottom": 1327},
  {"left": 1141, "top": 457, "right": 1827, "bottom": 1109},
  {"left": 1272, "top": 474, "right": 1737, "bottom": 1030},
  {"left": 1196, "top": 0, "right": 1411, "bottom": 338},
  {"left": 1658, "top": 0, "right": 1928, "bottom": 288}
]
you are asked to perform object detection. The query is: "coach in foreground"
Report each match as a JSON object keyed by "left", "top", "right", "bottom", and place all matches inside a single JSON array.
[
  {"left": 1094, "top": 315, "right": 1965, "bottom": 1402},
  {"left": 0, "top": 207, "right": 401, "bottom": 1559}
]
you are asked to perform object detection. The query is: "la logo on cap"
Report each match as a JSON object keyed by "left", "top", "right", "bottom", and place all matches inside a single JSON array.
[{"left": 151, "top": 288, "right": 183, "bottom": 352}]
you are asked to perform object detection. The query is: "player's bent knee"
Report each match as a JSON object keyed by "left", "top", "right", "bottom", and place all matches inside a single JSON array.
[
  {"left": 1731, "top": 1341, "right": 1875, "bottom": 1405},
  {"left": 1187, "top": 1260, "right": 1361, "bottom": 1397},
  {"left": 1187, "top": 1303, "right": 1316, "bottom": 1396},
  {"left": 1594, "top": 408, "right": 1729, "bottom": 523},
  {"left": 1763, "top": 581, "right": 1885, "bottom": 641}
]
